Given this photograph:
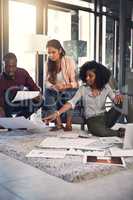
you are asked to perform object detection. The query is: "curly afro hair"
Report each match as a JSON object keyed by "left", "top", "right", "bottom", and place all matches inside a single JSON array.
[{"left": 79, "top": 60, "right": 111, "bottom": 90}]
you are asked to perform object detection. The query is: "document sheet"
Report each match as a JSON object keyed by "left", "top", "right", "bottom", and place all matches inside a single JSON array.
[
  {"left": 26, "top": 149, "right": 66, "bottom": 158},
  {"left": 12, "top": 91, "right": 40, "bottom": 102},
  {"left": 0, "top": 116, "right": 37, "bottom": 129}
]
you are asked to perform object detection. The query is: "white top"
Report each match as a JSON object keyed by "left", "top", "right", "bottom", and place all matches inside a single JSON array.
[
  {"left": 45, "top": 56, "right": 78, "bottom": 89},
  {"left": 56, "top": 71, "right": 65, "bottom": 83},
  {"left": 68, "top": 84, "right": 116, "bottom": 119}
]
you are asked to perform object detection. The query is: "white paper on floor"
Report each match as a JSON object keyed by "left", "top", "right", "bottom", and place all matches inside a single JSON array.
[
  {"left": 39, "top": 137, "right": 96, "bottom": 149},
  {"left": 0, "top": 116, "right": 54, "bottom": 131},
  {"left": 66, "top": 149, "right": 84, "bottom": 156},
  {"left": 58, "top": 133, "right": 79, "bottom": 139},
  {"left": 29, "top": 119, "right": 55, "bottom": 133},
  {"left": 26, "top": 148, "right": 107, "bottom": 158},
  {"left": 83, "top": 150, "right": 106, "bottom": 157},
  {"left": 0, "top": 116, "right": 37, "bottom": 129},
  {"left": 38, "top": 137, "right": 112, "bottom": 150},
  {"left": 83, "top": 154, "right": 126, "bottom": 167},
  {"left": 110, "top": 147, "right": 133, "bottom": 157},
  {"left": 99, "top": 136, "right": 122, "bottom": 144},
  {"left": 26, "top": 149, "right": 66, "bottom": 158}
]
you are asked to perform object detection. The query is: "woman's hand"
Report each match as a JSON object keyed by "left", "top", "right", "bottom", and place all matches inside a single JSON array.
[
  {"left": 42, "top": 111, "right": 59, "bottom": 124},
  {"left": 50, "top": 85, "right": 59, "bottom": 92},
  {"left": 113, "top": 94, "right": 124, "bottom": 104},
  {"left": 54, "top": 83, "right": 66, "bottom": 92}
]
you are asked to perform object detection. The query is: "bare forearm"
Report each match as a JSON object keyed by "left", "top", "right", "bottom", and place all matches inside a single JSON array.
[
  {"left": 58, "top": 102, "right": 72, "bottom": 115},
  {"left": 42, "top": 102, "right": 72, "bottom": 123}
]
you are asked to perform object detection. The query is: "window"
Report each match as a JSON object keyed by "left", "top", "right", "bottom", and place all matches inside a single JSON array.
[
  {"left": 48, "top": 8, "right": 71, "bottom": 42},
  {"left": 9, "top": 0, "right": 36, "bottom": 80}
]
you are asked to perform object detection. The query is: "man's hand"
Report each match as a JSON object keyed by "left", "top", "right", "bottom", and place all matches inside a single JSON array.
[
  {"left": 0, "top": 107, "right": 5, "bottom": 117},
  {"left": 114, "top": 94, "right": 124, "bottom": 104},
  {"left": 33, "top": 93, "right": 43, "bottom": 102}
]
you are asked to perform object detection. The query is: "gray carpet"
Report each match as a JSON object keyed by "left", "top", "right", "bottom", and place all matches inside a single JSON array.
[{"left": 0, "top": 127, "right": 133, "bottom": 182}]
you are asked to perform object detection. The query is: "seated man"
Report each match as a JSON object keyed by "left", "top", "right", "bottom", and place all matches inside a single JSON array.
[
  {"left": 0, "top": 52, "right": 43, "bottom": 118},
  {"left": 43, "top": 61, "right": 125, "bottom": 137}
]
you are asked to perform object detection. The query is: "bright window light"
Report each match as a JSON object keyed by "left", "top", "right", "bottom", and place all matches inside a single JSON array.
[
  {"left": 48, "top": 9, "right": 71, "bottom": 44},
  {"left": 9, "top": 1, "right": 36, "bottom": 80}
]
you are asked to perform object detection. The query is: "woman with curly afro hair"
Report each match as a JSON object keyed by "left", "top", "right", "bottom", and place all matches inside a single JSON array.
[{"left": 43, "top": 61, "right": 125, "bottom": 137}]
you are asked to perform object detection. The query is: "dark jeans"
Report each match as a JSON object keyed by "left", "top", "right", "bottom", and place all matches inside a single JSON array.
[
  {"left": 4, "top": 98, "right": 44, "bottom": 118},
  {"left": 86, "top": 103, "right": 123, "bottom": 137},
  {"left": 42, "top": 88, "right": 77, "bottom": 117}
]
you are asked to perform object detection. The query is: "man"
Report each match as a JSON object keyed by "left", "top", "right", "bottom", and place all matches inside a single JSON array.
[{"left": 0, "top": 52, "right": 43, "bottom": 118}]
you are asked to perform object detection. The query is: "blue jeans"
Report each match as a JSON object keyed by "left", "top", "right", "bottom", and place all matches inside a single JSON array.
[{"left": 42, "top": 88, "right": 77, "bottom": 117}]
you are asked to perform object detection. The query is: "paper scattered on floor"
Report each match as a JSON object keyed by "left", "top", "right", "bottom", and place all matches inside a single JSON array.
[
  {"left": 39, "top": 137, "right": 112, "bottom": 150},
  {"left": 84, "top": 150, "right": 105, "bottom": 157},
  {"left": 29, "top": 119, "right": 55, "bottom": 132},
  {"left": 30, "top": 114, "right": 55, "bottom": 128},
  {"left": 0, "top": 128, "right": 9, "bottom": 132},
  {"left": 26, "top": 148, "right": 105, "bottom": 158},
  {"left": 39, "top": 137, "right": 96, "bottom": 149},
  {"left": 12, "top": 91, "right": 39, "bottom": 102},
  {"left": 26, "top": 149, "right": 66, "bottom": 158},
  {"left": 110, "top": 147, "right": 133, "bottom": 157},
  {"left": 83, "top": 155, "right": 126, "bottom": 167},
  {"left": 66, "top": 149, "right": 84, "bottom": 156},
  {"left": 0, "top": 116, "right": 55, "bottom": 131},
  {"left": 26, "top": 148, "right": 107, "bottom": 158},
  {"left": 87, "top": 140, "right": 114, "bottom": 150},
  {"left": 99, "top": 137, "right": 122, "bottom": 144},
  {"left": 58, "top": 133, "right": 79, "bottom": 139},
  {"left": 0, "top": 117, "right": 37, "bottom": 129}
]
